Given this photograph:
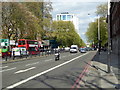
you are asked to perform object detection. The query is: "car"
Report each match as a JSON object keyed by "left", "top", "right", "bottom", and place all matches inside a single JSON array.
[
  {"left": 86, "top": 47, "right": 92, "bottom": 51},
  {"left": 64, "top": 47, "right": 70, "bottom": 52},
  {"left": 70, "top": 47, "right": 78, "bottom": 53},
  {"left": 79, "top": 48, "right": 86, "bottom": 53}
]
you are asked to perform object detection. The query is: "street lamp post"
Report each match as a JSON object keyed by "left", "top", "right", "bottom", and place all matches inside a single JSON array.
[
  {"left": 88, "top": 14, "right": 101, "bottom": 52},
  {"left": 107, "top": 0, "right": 111, "bottom": 73},
  {"left": 97, "top": 15, "right": 101, "bottom": 55}
]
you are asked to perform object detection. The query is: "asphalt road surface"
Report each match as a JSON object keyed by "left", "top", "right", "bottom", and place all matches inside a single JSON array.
[{"left": 1, "top": 51, "right": 97, "bottom": 89}]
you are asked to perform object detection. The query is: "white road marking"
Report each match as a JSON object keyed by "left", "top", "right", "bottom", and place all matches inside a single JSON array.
[
  {"left": 14, "top": 67, "right": 36, "bottom": 74},
  {"left": 0, "top": 66, "right": 8, "bottom": 69},
  {"left": 45, "top": 59, "right": 53, "bottom": 62},
  {"left": 25, "top": 62, "right": 39, "bottom": 66},
  {"left": 6, "top": 52, "right": 89, "bottom": 89},
  {"left": 0, "top": 67, "right": 16, "bottom": 72}
]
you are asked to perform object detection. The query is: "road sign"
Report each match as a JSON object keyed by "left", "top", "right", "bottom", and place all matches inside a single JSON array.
[{"left": 0, "top": 39, "right": 9, "bottom": 46}]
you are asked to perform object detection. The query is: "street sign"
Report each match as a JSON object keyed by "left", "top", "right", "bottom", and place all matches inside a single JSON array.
[{"left": 0, "top": 39, "right": 9, "bottom": 46}]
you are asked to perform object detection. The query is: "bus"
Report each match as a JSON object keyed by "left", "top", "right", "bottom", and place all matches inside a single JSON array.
[{"left": 18, "top": 39, "right": 40, "bottom": 55}]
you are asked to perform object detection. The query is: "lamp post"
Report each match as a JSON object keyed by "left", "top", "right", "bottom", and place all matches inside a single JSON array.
[
  {"left": 88, "top": 13, "right": 101, "bottom": 52},
  {"left": 107, "top": 0, "right": 111, "bottom": 73},
  {"left": 97, "top": 15, "right": 101, "bottom": 55}
]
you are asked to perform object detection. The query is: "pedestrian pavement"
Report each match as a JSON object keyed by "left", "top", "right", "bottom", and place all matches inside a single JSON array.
[{"left": 74, "top": 51, "right": 119, "bottom": 89}]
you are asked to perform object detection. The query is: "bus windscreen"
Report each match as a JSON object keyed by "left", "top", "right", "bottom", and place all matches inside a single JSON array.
[{"left": 18, "top": 40, "right": 25, "bottom": 45}]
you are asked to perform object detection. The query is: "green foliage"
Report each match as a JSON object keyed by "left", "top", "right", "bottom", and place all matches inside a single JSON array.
[
  {"left": 1, "top": 2, "right": 52, "bottom": 40},
  {"left": 49, "top": 21, "right": 85, "bottom": 47},
  {"left": 86, "top": 17, "right": 108, "bottom": 46},
  {"left": 86, "top": 3, "right": 108, "bottom": 47},
  {"left": 95, "top": 3, "right": 108, "bottom": 17},
  {"left": 1, "top": 2, "right": 85, "bottom": 48}
]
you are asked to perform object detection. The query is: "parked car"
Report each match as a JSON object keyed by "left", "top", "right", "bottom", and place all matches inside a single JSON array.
[
  {"left": 64, "top": 47, "right": 70, "bottom": 52},
  {"left": 86, "top": 47, "right": 91, "bottom": 51},
  {"left": 79, "top": 48, "right": 86, "bottom": 53}
]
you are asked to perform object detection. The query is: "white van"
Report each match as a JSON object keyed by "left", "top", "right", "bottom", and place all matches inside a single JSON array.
[
  {"left": 70, "top": 45, "right": 78, "bottom": 53},
  {"left": 12, "top": 47, "right": 28, "bottom": 56}
]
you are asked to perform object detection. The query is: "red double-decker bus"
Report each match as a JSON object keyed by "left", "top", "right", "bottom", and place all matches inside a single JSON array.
[{"left": 18, "top": 39, "right": 40, "bottom": 55}]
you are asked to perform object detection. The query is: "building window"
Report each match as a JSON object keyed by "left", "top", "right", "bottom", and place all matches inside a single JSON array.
[
  {"left": 60, "top": 15, "right": 61, "bottom": 20},
  {"left": 57, "top": 15, "right": 59, "bottom": 20},
  {"left": 67, "top": 15, "right": 72, "bottom": 20},
  {"left": 62, "top": 15, "right": 66, "bottom": 20}
]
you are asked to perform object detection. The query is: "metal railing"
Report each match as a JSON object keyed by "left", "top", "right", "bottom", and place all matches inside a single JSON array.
[{"left": 2, "top": 49, "right": 66, "bottom": 61}]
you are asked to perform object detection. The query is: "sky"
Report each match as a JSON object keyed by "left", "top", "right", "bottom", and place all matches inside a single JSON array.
[{"left": 51, "top": 0, "right": 108, "bottom": 43}]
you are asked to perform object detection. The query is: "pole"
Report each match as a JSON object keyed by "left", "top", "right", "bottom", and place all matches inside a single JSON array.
[
  {"left": 98, "top": 15, "right": 100, "bottom": 41},
  {"left": 98, "top": 15, "right": 101, "bottom": 54},
  {"left": 107, "top": 0, "right": 111, "bottom": 73}
]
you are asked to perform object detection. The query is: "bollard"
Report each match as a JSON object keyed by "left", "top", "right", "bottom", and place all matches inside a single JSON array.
[
  {"left": 30, "top": 53, "right": 32, "bottom": 58},
  {"left": 39, "top": 51, "right": 41, "bottom": 56},
  {"left": 13, "top": 51, "right": 15, "bottom": 60},
  {"left": 42, "top": 49, "right": 43, "bottom": 56},
  {"left": 39, "top": 51, "right": 40, "bottom": 56},
  {"left": 26, "top": 51, "right": 27, "bottom": 58},
  {"left": 20, "top": 50, "right": 22, "bottom": 58}
]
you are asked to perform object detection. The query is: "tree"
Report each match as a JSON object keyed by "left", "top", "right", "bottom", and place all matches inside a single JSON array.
[
  {"left": 95, "top": 3, "right": 108, "bottom": 17},
  {"left": 50, "top": 21, "right": 84, "bottom": 47},
  {"left": 86, "top": 17, "right": 108, "bottom": 46},
  {"left": 1, "top": 2, "right": 53, "bottom": 41},
  {"left": 2, "top": 3, "right": 17, "bottom": 40},
  {"left": 86, "top": 3, "right": 108, "bottom": 47}
]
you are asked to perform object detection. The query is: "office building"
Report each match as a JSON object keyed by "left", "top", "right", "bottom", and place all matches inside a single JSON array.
[{"left": 56, "top": 12, "right": 79, "bottom": 34}]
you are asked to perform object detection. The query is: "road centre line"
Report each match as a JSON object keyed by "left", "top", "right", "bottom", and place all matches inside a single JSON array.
[
  {"left": 14, "top": 67, "right": 36, "bottom": 74},
  {"left": 6, "top": 52, "right": 89, "bottom": 89},
  {"left": 0, "top": 67, "right": 16, "bottom": 73},
  {"left": 26, "top": 62, "right": 39, "bottom": 66}
]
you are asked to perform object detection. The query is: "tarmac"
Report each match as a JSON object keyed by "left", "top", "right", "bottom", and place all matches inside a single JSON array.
[
  {"left": 72, "top": 51, "right": 120, "bottom": 89},
  {"left": 1, "top": 51, "right": 120, "bottom": 89}
]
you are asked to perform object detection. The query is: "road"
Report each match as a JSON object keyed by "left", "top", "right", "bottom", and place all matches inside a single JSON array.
[{"left": 1, "top": 51, "right": 97, "bottom": 89}]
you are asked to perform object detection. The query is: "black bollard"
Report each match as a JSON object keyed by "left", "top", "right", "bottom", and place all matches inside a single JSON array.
[
  {"left": 5, "top": 53, "right": 7, "bottom": 61},
  {"left": 13, "top": 51, "right": 15, "bottom": 60}
]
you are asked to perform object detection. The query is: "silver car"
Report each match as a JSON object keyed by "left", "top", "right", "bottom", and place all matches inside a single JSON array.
[{"left": 80, "top": 48, "right": 86, "bottom": 53}]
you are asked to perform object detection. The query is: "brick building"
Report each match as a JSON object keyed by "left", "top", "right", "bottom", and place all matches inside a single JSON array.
[{"left": 110, "top": 1, "right": 120, "bottom": 59}]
